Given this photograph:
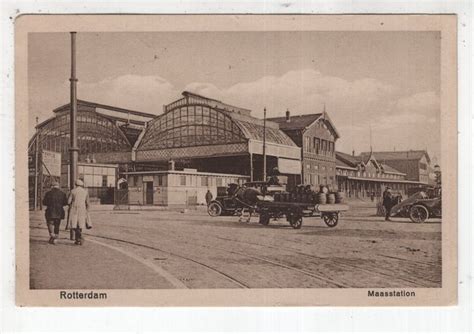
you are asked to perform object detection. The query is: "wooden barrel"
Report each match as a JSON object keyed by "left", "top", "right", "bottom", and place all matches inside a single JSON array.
[
  {"left": 317, "top": 192, "right": 327, "bottom": 204},
  {"left": 327, "top": 193, "right": 336, "bottom": 204},
  {"left": 335, "top": 191, "right": 345, "bottom": 203},
  {"left": 274, "top": 193, "right": 281, "bottom": 202},
  {"left": 303, "top": 193, "right": 311, "bottom": 203},
  {"left": 289, "top": 193, "right": 296, "bottom": 202},
  {"left": 296, "top": 193, "right": 302, "bottom": 202}
]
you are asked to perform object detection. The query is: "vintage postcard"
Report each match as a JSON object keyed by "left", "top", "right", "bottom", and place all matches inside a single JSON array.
[{"left": 15, "top": 14, "right": 457, "bottom": 306}]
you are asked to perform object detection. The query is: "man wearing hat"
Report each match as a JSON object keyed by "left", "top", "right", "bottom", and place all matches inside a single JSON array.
[
  {"left": 382, "top": 186, "right": 394, "bottom": 221},
  {"left": 68, "top": 179, "right": 92, "bottom": 245},
  {"left": 42, "top": 181, "right": 68, "bottom": 244}
]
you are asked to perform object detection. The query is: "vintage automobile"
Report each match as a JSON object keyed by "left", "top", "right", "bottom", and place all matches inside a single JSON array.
[
  {"left": 207, "top": 181, "right": 285, "bottom": 217},
  {"left": 391, "top": 188, "right": 442, "bottom": 223}
]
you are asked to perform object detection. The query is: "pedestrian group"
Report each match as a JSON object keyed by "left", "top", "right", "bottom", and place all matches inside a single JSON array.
[{"left": 42, "top": 179, "right": 92, "bottom": 245}]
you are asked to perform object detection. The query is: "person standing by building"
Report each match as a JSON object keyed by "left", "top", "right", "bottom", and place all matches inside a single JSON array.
[
  {"left": 42, "top": 181, "right": 68, "bottom": 244},
  {"left": 205, "top": 189, "right": 213, "bottom": 206},
  {"left": 68, "top": 179, "right": 92, "bottom": 245},
  {"left": 382, "top": 187, "right": 393, "bottom": 221}
]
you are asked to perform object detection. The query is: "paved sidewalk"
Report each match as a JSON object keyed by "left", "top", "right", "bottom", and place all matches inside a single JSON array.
[{"left": 29, "top": 221, "right": 174, "bottom": 289}]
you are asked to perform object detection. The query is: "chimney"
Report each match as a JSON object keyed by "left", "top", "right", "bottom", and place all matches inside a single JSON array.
[
  {"left": 352, "top": 149, "right": 355, "bottom": 156},
  {"left": 285, "top": 109, "right": 290, "bottom": 122}
]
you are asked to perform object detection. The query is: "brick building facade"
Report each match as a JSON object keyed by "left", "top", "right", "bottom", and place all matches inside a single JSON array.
[{"left": 268, "top": 110, "right": 339, "bottom": 189}]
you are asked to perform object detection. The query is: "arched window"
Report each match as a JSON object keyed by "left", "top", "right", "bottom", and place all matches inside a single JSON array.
[
  {"left": 139, "top": 105, "right": 246, "bottom": 150},
  {"left": 34, "top": 110, "right": 131, "bottom": 160}
]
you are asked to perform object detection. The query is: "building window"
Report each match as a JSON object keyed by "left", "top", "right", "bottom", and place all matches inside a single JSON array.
[
  {"left": 157, "top": 175, "right": 163, "bottom": 186},
  {"left": 102, "top": 175, "right": 107, "bottom": 187},
  {"left": 314, "top": 138, "right": 320, "bottom": 154},
  {"left": 201, "top": 176, "right": 209, "bottom": 186},
  {"left": 419, "top": 162, "right": 427, "bottom": 170},
  {"left": 304, "top": 137, "right": 310, "bottom": 152},
  {"left": 180, "top": 175, "right": 186, "bottom": 186},
  {"left": 133, "top": 176, "right": 138, "bottom": 187},
  {"left": 216, "top": 178, "right": 223, "bottom": 187}
]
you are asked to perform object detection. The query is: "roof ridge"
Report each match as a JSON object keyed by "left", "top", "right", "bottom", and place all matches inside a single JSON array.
[{"left": 53, "top": 99, "right": 157, "bottom": 118}]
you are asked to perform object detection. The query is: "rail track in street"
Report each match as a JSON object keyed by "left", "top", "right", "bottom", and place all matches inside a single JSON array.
[{"left": 90, "top": 232, "right": 348, "bottom": 288}]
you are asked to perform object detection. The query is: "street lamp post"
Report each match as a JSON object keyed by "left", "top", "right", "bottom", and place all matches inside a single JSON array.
[{"left": 69, "top": 32, "right": 79, "bottom": 190}]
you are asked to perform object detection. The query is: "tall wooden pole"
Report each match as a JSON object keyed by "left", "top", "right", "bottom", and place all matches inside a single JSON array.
[
  {"left": 69, "top": 32, "right": 79, "bottom": 189},
  {"left": 263, "top": 107, "right": 266, "bottom": 181}
]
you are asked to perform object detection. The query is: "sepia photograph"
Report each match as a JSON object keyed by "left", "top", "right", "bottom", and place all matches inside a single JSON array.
[{"left": 15, "top": 14, "right": 457, "bottom": 306}]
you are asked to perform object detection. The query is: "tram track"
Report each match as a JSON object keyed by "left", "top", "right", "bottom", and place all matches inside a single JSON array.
[
  {"left": 30, "top": 212, "right": 440, "bottom": 289},
  {"left": 89, "top": 233, "right": 250, "bottom": 289},
  {"left": 93, "top": 219, "right": 440, "bottom": 288},
  {"left": 90, "top": 231, "right": 347, "bottom": 288},
  {"left": 212, "top": 235, "right": 439, "bottom": 288}
]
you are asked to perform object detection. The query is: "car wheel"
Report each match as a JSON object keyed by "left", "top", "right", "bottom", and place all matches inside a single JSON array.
[
  {"left": 208, "top": 202, "right": 223, "bottom": 217},
  {"left": 409, "top": 205, "right": 429, "bottom": 223}
]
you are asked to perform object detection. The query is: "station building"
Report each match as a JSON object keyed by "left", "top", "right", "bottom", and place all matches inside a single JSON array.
[
  {"left": 268, "top": 109, "right": 339, "bottom": 189},
  {"left": 28, "top": 100, "right": 155, "bottom": 207},
  {"left": 29, "top": 91, "right": 432, "bottom": 207},
  {"left": 359, "top": 150, "right": 432, "bottom": 184},
  {"left": 133, "top": 92, "right": 301, "bottom": 183},
  {"left": 335, "top": 150, "right": 429, "bottom": 199}
]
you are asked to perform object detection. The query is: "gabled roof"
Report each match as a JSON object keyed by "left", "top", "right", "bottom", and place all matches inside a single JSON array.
[
  {"left": 381, "top": 163, "right": 406, "bottom": 175},
  {"left": 360, "top": 150, "right": 431, "bottom": 164},
  {"left": 335, "top": 158, "right": 357, "bottom": 170},
  {"left": 268, "top": 114, "right": 322, "bottom": 131},
  {"left": 336, "top": 151, "right": 363, "bottom": 167},
  {"left": 336, "top": 150, "right": 406, "bottom": 175},
  {"left": 268, "top": 112, "right": 340, "bottom": 139}
]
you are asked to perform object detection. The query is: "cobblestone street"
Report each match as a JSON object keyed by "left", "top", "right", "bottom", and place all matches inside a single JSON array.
[{"left": 29, "top": 202, "right": 442, "bottom": 289}]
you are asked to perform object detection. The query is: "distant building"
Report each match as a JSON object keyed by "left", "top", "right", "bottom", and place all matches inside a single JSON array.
[
  {"left": 336, "top": 151, "right": 426, "bottom": 198},
  {"left": 359, "top": 150, "right": 431, "bottom": 184},
  {"left": 268, "top": 110, "right": 339, "bottom": 189},
  {"left": 124, "top": 169, "right": 249, "bottom": 207}
]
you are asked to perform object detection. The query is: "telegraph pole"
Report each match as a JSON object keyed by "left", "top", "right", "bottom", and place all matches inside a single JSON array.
[
  {"left": 263, "top": 107, "right": 267, "bottom": 182},
  {"left": 69, "top": 32, "right": 79, "bottom": 189}
]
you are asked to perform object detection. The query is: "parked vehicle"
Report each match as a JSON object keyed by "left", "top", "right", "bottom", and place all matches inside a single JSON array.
[
  {"left": 208, "top": 182, "right": 349, "bottom": 228},
  {"left": 391, "top": 187, "right": 442, "bottom": 223}
]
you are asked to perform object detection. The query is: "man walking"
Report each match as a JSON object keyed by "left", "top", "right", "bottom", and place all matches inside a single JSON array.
[
  {"left": 68, "top": 179, "right": 92, "bottom": 245},
  {"left": 42, "top": 181, "right": 68, "bottom": 244},
  {"left": 205, "top": 189, "right": 213, "bottom": 205},
  {"left": 382, "top": 187, "right": 393, "bottom": 221}
]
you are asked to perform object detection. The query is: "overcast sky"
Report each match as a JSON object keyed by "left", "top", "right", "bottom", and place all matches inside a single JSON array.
[{"left": 28, "top": 31, "right": 441, "bottom": 160}]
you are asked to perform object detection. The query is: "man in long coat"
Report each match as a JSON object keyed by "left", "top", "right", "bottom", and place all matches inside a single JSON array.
[
  {"left": 68, "top": 179, "right": 91, "bottom": 245},
  {"left": 382, "top": 187, "right": 393, "bottom": 221},
  {"left": 42, "top": 181, "right": 68, "bottom": 244},
  {"left": 205, "top": 189, "right": 213, "bottom": 205}
]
